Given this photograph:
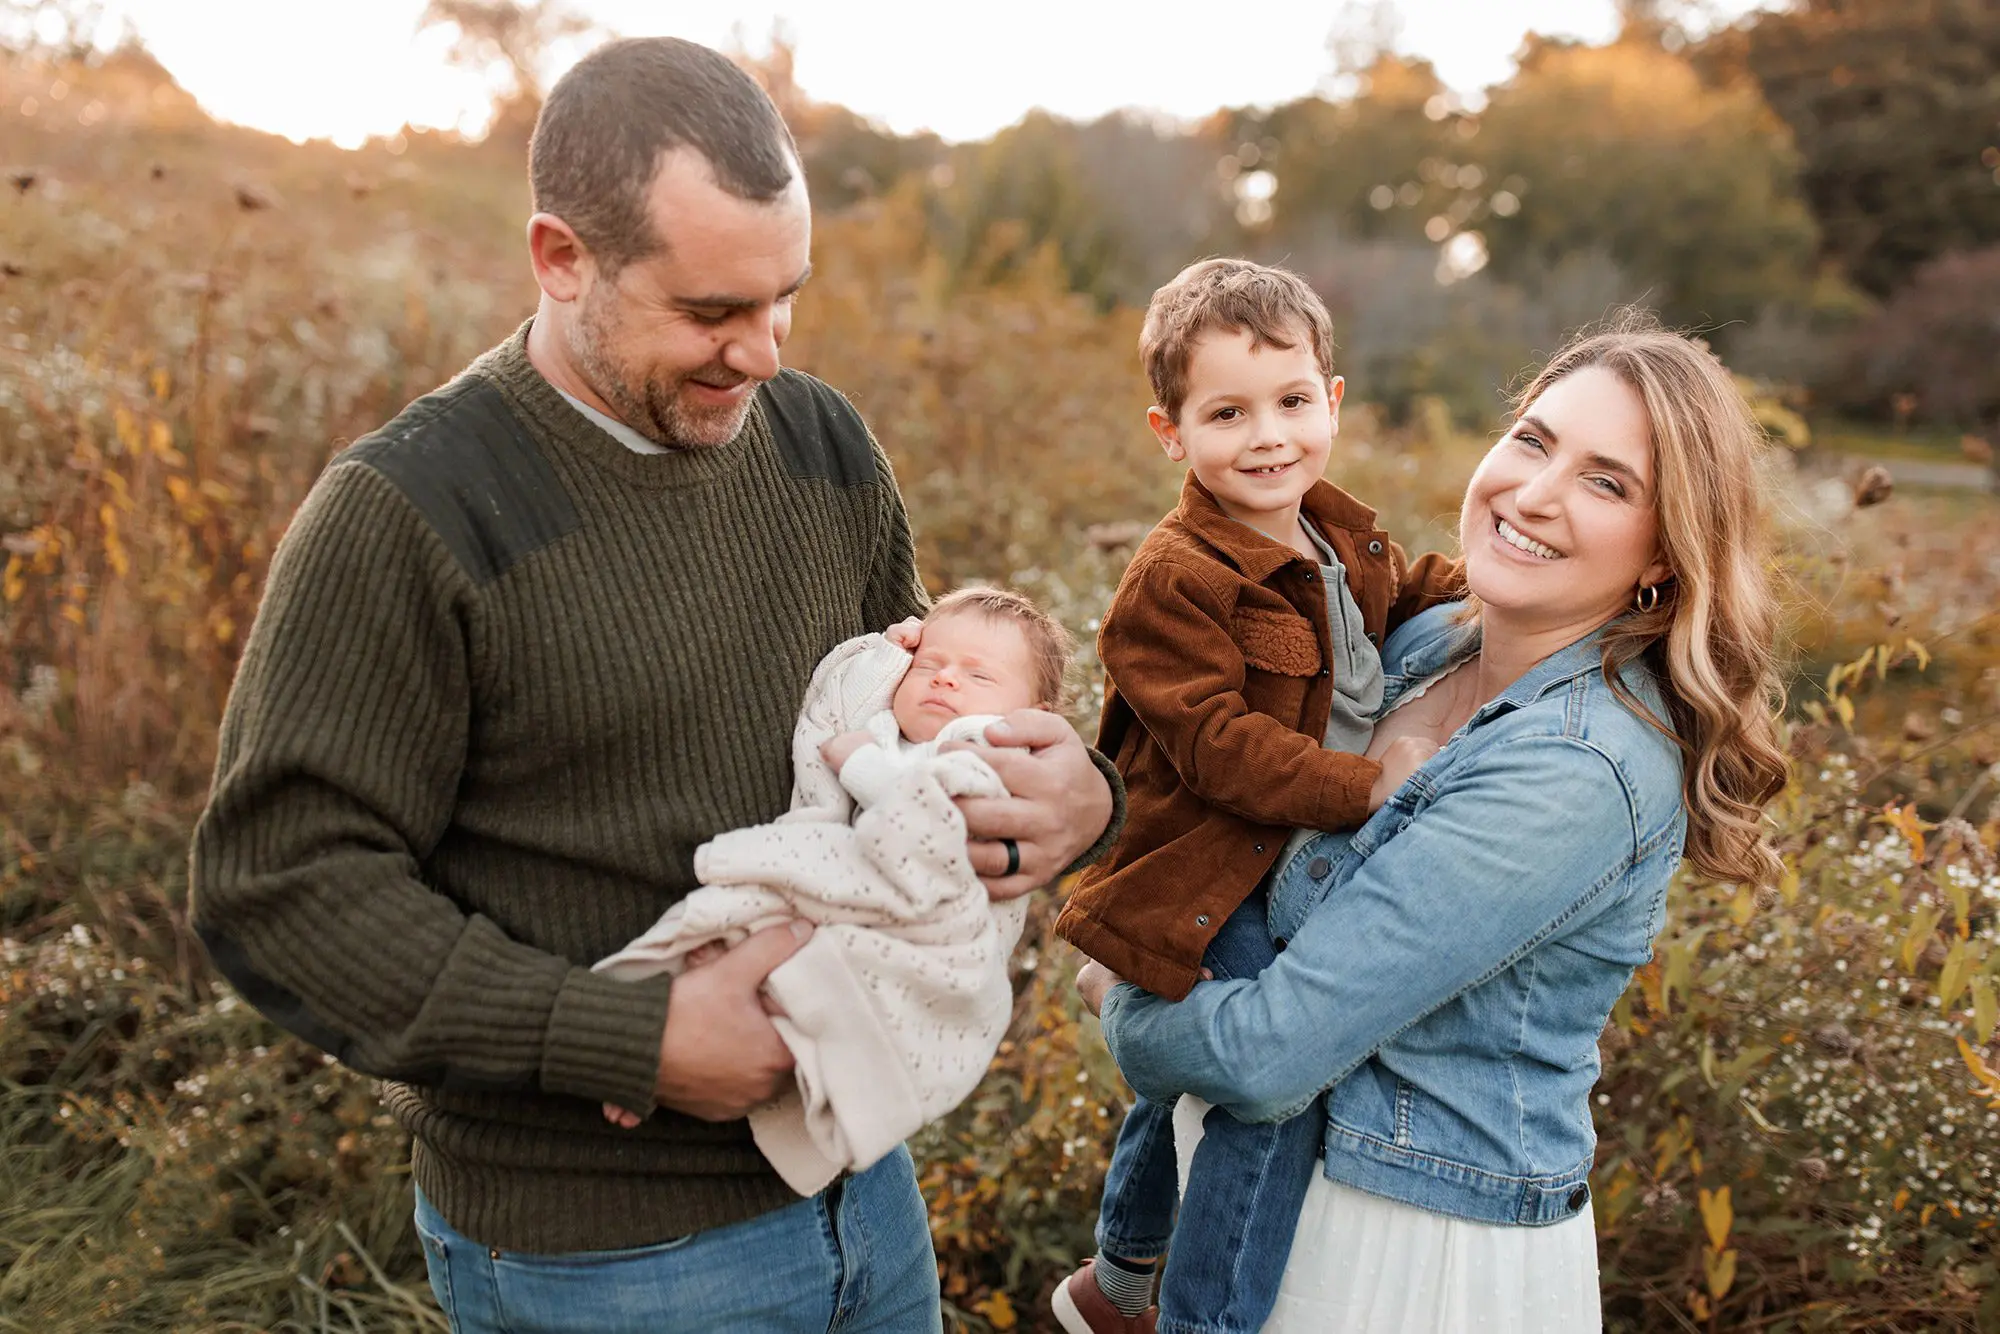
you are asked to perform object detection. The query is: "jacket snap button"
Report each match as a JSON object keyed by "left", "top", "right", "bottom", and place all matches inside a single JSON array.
[
  {"left": 1253, "top": 843, "right": 1265, "bottom": 854},
  {"left": 1566, "top": 1186, "right": 1589, "bottom": 1211},
  {"left": 489, "top": 1248, "right": 501, "bottom": 1260},
  {"left": 1274, "top": 937, "right": 1288, "bottom": 951},
  {"left": 1368, "top": 539, "right": 1385, "bottom": 555},
  {"left": 1302, "top": 570, "right": 1315, "bottom": 582},
  {"left": 1366, "top": 631, "right": 1379, "bottom": 645},
  {"left": 1307, "top": 856, "right": 1331, "bottom": 878},
  {"left": 1319, "top": 667, "right": 1330, "bottom": 677},
  {"left": 1195, "top": 914, "right": 1210, "bottom": 927}
]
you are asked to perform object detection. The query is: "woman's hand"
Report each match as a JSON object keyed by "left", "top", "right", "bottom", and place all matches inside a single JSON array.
[{"left": 1076, "top": 959, "right": 1125, "bottom": 1017}]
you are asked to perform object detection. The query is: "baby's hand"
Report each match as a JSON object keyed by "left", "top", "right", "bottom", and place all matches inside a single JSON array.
[
  {"left": 682, "top": 939, "right": 730, "bottom": 970},
  {"left": 1368, "top": 736, "right": 1439, "bottom": 811},
  {"left": 819, "top": 729, "right": 874, "bottom": 774},
  {"left": 602, "top": 1102, "right": 644, "bottom": 1129},
  {"left": 885, "top": 616, "right": 924, "bottom": 650}
]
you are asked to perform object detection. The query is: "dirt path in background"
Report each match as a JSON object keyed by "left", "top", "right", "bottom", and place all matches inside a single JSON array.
[{"left": 1826, "top": 455, "right": 1996, "bottom": 493}]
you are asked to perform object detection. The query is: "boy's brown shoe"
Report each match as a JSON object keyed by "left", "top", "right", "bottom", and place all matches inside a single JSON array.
[{"left": 1051, "top": 1259, "right": 1158, "bottom": 1334}]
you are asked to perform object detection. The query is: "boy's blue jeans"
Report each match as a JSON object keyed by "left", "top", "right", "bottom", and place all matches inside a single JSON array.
[
  {"left": 413, "top": 1145, "right": 939, "bottom": 1334},
  {"left": 1094, "top": 890, "right": 1322, "bottom": 1334}
]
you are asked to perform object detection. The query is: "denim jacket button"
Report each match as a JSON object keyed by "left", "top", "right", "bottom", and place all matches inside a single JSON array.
[
  {"left": 1307, "top": 856, "right": 1331, "bottom": 879},
  {"left": 1274, "top": 937, "right": 1287, "bottom": 951},
  {"left": 1566, "top": 1186, "right": 1589, "bottom": 1211}
]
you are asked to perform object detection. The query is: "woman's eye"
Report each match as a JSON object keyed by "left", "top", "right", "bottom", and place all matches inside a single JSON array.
[
  {"left": 1588, "top": 476, "right": 1626, "bottom": 497},
  {"left": 1513, "top": 432, "right": 1544, "bottom": 452}
]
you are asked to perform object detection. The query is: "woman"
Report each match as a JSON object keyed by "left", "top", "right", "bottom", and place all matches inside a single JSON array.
[{"left": 1079, "top": 317, "right": 1788, "bottom": 1331}]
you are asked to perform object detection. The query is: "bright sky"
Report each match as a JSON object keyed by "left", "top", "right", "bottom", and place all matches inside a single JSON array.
[{"left": 104, "top": 0, "right": 1765, "bottom": 149}]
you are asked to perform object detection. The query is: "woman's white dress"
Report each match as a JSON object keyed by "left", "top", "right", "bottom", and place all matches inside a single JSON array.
[{"left": 1173, "top": 1096, "right": 1602, "bottom": 1333}]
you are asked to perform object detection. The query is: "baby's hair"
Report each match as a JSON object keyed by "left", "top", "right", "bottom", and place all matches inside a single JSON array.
[
  {"left": 1140, "top": 257, "right": 1336, "bottom": 423},
  {"left": 925, "top": 586, "right": 1075, "bottom": 710}
]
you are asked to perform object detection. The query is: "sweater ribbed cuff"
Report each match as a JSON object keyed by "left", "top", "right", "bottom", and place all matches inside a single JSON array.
[
  {"left": 1063, "top": 747, "right": 1128, "bottom": 877},
  {"left": 539, "top": 967, "right": 672, "bottom": 1112}
]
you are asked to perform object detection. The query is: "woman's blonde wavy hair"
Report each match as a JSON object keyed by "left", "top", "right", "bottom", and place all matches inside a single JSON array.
[{"left": 1510, "top": 314, "right": 1789, "bottom": 886}]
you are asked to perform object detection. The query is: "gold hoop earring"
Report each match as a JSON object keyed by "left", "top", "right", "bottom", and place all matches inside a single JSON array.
[{"left": 1634, "top": 583, "right": 1662, "bottom": 613}]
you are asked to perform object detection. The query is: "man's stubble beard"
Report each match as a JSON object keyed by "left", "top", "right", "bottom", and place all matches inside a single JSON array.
[{"left": 573, "top": 289, "right": 756, "bottom": 450}]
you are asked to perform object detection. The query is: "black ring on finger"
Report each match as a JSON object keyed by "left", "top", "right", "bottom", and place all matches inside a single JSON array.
[{"left": 1000, "top": 837, "right": 1020, "bottom": 878}]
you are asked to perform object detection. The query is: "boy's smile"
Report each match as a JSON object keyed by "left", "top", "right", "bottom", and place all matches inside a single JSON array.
[{"left": 1148, "top": 327, "right": 1343, "bottom": 548}]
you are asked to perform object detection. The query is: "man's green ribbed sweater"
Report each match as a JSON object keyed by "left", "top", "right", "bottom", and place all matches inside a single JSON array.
[{"left": 190, "top": 324, "right": 947, "bottom": 1251}]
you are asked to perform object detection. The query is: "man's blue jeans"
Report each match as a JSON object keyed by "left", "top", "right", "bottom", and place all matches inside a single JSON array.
[
  {"left": 1094, "top": 891, "right": 1323, "bottom": 1334},
  {"left": 413, "top": 1145, "right": 940, "bottom": 1334}
]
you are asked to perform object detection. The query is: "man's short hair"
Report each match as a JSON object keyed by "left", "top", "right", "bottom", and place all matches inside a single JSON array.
[
  {"left": 530, "top": 37, "right": 800, "bottom": 273},
  {"left": 1139, "top": 258, "right": 1336, "bottom": 422},
  {"left": 925, "top": 587, "right": 1076, "bottom": 712}
]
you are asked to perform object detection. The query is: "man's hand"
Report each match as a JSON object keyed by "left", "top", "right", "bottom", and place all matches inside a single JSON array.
[
  {"left": 1076, "top": 959, "right": 1125, "bottom": 1017},
  {"left": 1367, "top": 736, "right": 1439, "bottom": 812},
  {"left": 818, "top": 729, "right": 874, "bottom": 775},
  {"left": 946, "top": 709, "right": 1113, "bottom": 901},
  {"left": 653, "top": 920, "right": 811, "bottom": 1122}
]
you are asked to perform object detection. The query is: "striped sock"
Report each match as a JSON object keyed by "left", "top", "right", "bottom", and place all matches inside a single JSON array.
[{"left": 1093, "top": 1252, "right": 1157, "bottom": 1316}]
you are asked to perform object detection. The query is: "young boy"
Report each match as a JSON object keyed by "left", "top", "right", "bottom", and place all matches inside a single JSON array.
[
  {"left": 1053, "top": 260, "right": 1459, "bottom": 1334},
  {"left": 596, "top": 589, "right": 1077, "bottom": 1195}
]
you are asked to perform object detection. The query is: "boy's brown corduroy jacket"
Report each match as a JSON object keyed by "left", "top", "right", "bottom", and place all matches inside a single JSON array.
[{"left": 1055, "top": 473, "right": 1462, "bottom": 1001}]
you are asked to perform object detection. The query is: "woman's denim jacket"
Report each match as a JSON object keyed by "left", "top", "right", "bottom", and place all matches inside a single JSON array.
[{"left": 1100, "top": 602, "right": 1687, "bottom": 1227}]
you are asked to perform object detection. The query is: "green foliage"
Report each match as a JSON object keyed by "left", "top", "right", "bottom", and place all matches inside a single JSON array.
[
  {"left": 1714, "top": 0, "right": 2000, "bottom": 299},
  {"left": 1831, "top": 246, "right": 2000, "bottom": 431},
  {"left": 1472, "top": 37, "right": 1820, "bottom": 332}
]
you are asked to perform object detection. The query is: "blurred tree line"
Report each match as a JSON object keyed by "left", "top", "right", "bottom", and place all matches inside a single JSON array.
[{"left": 723, "top": 0, "right": 2000, "bottom": 434}]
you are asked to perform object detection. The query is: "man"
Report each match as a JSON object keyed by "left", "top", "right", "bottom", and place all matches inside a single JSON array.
[{"left": 190, "top": 36, "right": 1117, "bottom": 1333}]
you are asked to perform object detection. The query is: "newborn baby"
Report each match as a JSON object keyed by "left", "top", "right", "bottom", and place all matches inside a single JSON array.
[{"left": 594, "top": 587, "right": 1074, "bottom": 1193}]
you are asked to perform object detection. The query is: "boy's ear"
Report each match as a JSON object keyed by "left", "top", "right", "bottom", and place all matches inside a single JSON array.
[
  {"left": 1146, "top": 405, "right": 1185, "bottom": 462},
  {"left": 1328, "top": 375, "right": 1346, "bottom": 432}
]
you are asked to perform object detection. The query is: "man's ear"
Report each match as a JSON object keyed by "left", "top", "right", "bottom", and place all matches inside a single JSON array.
[
  {"left": 1146, "top": 405, "right": 1185, "bottom": 463},
  {"left": 1328, "top": 375, "right": 1346, "bottom": 433},
  {"left": 527, "top": 212, "right": 593, "bottom": 304}
]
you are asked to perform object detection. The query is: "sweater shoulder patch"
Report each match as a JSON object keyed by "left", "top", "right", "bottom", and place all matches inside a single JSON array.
[
  {"left": 337, "top": 377, "right": 580, "bottom": 585},
  {"left": 758, "top": 370, "right": 879, "bottom": 488}
]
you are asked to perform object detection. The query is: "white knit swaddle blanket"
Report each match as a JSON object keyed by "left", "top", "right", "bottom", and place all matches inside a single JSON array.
[{"left": 594, "top": 633, "right": 1027, "bottom": 1194}]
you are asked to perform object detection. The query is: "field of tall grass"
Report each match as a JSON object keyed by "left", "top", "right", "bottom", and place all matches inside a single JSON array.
[{"left": 3, "top": 55, "right": 1998, "bottom": 1332}]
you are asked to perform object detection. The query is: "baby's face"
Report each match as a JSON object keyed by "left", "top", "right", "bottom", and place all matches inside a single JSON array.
[{"left": 891, "top": 612, "right": 1042, "bottom": 742}]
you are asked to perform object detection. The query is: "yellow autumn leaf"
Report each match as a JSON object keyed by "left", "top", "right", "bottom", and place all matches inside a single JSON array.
[
  {"left": 152, "top": 366, "right": 171, "bottom": 400},
  {"left": 1959, "top": 1037, "right": 2000, "bottom": 1104},
  {"left": 1938, "top": 940, "right": 1971, "bottom": 1011},
  {"left": 1697, "top": 1185, "right": 1732, "bottom": 1251},
  {"left": 1703, "top": 1247, "right": 1738, "bottom": 1300},
  {"left": 1880, "top": 802, "right": 1932, "bottom": 862},
  {"left": 974, "top": 1291, "right": 1018, "bottom": 1329},
  {"left": 1900, "top": 903, "right": 1943, "bottom": 972},
  {"left": 1972, "top": 978, "right": 1998, "bottom": 1046}
]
